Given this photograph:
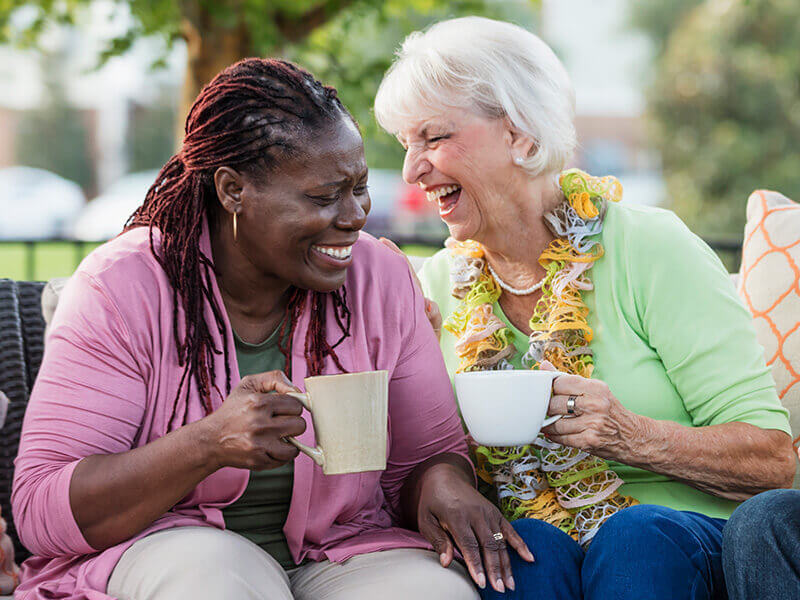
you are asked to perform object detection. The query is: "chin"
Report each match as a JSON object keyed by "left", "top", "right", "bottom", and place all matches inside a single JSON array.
[
  {"left": 304, "top": 272, "right": 348, "bottom": 294},
  {"left": 445, "top": 221, "right": 478, "bottom": 243}
]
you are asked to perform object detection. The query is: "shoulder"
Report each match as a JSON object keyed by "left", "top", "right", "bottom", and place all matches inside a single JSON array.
[
  {"left": 68, "top": 227, "right": 169, "bottom": 314},
  {"left": 78, "top": 227, "right": 164, "bottom": 282},
  {"left": 348, "top": 232, "right": 414, "bottom": 280},
  {"left": 346, "top": 232, "right": 419, "bottom": 302},
  {"left": 602, "top": 202, "right": 718, "bottom": 266},
  {"left": 605, "top": 202, "right": 693, "bottom": 242}
]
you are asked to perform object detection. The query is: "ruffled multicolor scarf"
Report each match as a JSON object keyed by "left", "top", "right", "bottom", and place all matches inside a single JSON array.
[{"left": 444, "top": 169, "right": 638, "bottom": 546}]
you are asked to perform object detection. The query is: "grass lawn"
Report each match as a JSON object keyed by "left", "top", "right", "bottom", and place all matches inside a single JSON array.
[
  {"left": 0, "top": 242, "right": 103, "bottom": 281},
  {"left": 0, "top": 241, "right": 440, "bottom": 281}
]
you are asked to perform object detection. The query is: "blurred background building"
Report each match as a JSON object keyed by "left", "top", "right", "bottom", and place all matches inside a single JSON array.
[{"left": 1, "top": 0, "right": 798, "bottom": 278}]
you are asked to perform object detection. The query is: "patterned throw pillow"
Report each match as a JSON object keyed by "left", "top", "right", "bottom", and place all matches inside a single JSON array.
[{"left": 738, "top": 190, "right": 800, "bottom": 477}]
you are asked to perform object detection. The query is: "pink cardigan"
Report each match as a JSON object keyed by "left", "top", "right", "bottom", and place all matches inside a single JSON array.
[{"left": 11, "top": 225, "right": 469, "bottom": 599}]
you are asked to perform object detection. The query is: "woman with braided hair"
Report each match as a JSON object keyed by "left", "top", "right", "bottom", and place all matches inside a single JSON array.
[
  {"left": 375, "top": 16, "right": 795, "bottom": 600},
  {"left": 11, "top": 58, "right": 530, "bottom": 599}
]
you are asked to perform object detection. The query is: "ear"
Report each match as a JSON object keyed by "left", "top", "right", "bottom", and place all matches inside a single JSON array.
[
  {"left": 503, "top": 117, "right": 538, "bottom": 162},
  {"left": 214, "top": 166, "right": 244, "bottom": 216}
]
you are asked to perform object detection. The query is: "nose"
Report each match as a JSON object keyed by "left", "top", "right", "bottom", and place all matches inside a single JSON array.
[
  {"left": 336, "top": 191, "right": 369, "bottom": 231},
  {"left": 402, "top": 147, "right": 431, "bottom": 185}
]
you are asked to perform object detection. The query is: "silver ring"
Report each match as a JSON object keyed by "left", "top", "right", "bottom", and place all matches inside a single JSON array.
[
  {"left": 566, "top": 395, "right": 578, "bottom": 415},
  {"left": 492, "top": 532, "right": 504, "bottom": 542}
]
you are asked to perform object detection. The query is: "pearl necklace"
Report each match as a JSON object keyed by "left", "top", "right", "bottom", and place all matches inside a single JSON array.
[{"left": 486, "top": 262, "right": 546, "bottom": 296}]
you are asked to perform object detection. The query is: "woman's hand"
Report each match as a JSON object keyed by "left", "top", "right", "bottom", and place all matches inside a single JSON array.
[
  {"left": 541, "top": 373, "right": 641, "bottom": 461},
  {"left": 415, "top": 462, "right": 534, "bottom": 593},
  {"left": 541, "top": 373, "right": 796, "bottom": 500},
  {"left": 203, "top": 370, "right": 307, "bottom": 471},
  {"left": 379, "top": 237, "right": 442, "bottom": 339}
]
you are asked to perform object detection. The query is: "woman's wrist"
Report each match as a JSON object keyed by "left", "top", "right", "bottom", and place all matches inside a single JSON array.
[
  {"left": 611, "top": 410, "right": 669, "bottom": 470},
  {"left": 183, "top": 416, "right": 226, "bottom": 474},
  {"left": 401, "top": 453, "right": 474, "bottom": 526}
]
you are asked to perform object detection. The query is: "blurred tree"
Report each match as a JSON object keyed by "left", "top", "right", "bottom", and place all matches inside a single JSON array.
[
  {"left": 128, "top": 97, "right": 177, "bottom": 172},
  {"left": 629, "top": 0, "right": 703, "bottom": 59},
  {"left": 636, "top": 0, "right": 800, "bottom": 238},
  {"left": 14, "top": 53, "right": 94, "bottom": 190},
  {"left": 1, "top": 0, "right": 539, "bottom": 157}
]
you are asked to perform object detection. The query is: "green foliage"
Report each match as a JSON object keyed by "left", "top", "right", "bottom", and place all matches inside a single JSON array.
[
  {"left": 629, "top": 0, "right": 703, "bottom": 59},
  {"left": 645, "top": 0, "right": 800, "bottom": 237},
  {"left": 287, "top": 0, "right": 539, "bottom": 169},
  {"left": 2, "top": 1, "right": 540, "bottom": 168}
]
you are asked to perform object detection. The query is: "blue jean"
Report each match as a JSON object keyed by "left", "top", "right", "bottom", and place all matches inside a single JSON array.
[
  {"left": 479, "top": 504, "right": 728, "bottom": 600},
  {"left": 722, "top": 488, "right": 800, "bottom": 600}
]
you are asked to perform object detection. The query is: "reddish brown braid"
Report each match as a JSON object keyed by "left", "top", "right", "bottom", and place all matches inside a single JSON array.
[{"left": 126, "top": 58, "right": 353, "bottom": 425}]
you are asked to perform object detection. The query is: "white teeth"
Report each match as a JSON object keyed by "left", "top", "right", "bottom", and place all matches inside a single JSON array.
[
  {"left": 312, "top": 245, "right": 353, "bottom": 260},
  {"left": 425, "top": 184, "right": 461, "bottom": 203}
]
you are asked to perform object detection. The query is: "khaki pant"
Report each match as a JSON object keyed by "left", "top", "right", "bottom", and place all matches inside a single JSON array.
[{"left": 107, "top": 527, "right": 479, "bottom": 600}]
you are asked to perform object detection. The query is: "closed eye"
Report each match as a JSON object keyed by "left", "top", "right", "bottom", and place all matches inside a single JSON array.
[{"left": 307, "top": 194, "right": 339, "bottom": 204}]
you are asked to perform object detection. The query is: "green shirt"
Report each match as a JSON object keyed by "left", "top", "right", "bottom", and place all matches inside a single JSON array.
[
  {"left": 418, "top": 202, "right": 791, "bottom": 519},
  {"left": 222, "top": 325, "right": 295, "bottom": 569}
]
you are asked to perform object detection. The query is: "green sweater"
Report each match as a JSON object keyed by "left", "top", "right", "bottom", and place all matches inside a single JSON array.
[{"left": 418, "top": 202, "right": 791, "bottom": 519}]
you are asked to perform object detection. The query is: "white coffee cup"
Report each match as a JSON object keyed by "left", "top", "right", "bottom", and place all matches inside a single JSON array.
[
  {"left": 454, "top": 370, "right": 565, "bottom": 446},
  {"left": 285, "top": 370, "right": 388, "bottom": 475}
]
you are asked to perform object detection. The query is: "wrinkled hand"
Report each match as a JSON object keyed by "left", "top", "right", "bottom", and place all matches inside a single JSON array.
[
  {"left": 416, "top": 464, "right": 534, "bottom": 593},
  {"left": 379, "top": 237, "right": 442, "bottom": 339},
  {"left": 542, "top": 373, "right": 640, "bottom": 460},
  {"left": 204, "top": 370, "right": 306, "bottom": 471}
]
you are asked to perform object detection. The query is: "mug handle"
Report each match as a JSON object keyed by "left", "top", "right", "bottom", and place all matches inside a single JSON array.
[
  {"left": 284, "top": 392, "right": 325, "bottom": 468},
  {"left": 542, "top": 414, "right": 563, "bottom": 427}
]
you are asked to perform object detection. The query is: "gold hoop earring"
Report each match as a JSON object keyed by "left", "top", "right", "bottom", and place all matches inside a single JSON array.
[{"left": 232, "top": 212, "right": 238, "bottom": 243}]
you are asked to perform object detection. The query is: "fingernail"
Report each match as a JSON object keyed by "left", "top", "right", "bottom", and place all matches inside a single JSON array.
[
  {"left": 495, "top": 578, "right": 505, "bottom": 593},
  {"left": 508, "top": 576, "right": 516, "bottom": 591},
  {"left": 439, "top": 553, "right": 447, "bottom": 566},
  {"left": 476, "top": 572, "right": 486, "bottom": 589},
  {"left": 523, "top": 548, "right": 535, "bottom": 562}
]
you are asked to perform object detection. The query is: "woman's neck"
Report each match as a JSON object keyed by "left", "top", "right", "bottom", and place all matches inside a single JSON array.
[
  {"left": 209, "top": 217, "right": 291, "bottom": 342},
  {"left": 479, "top": 173, "right": 563, "bottom": 283}
]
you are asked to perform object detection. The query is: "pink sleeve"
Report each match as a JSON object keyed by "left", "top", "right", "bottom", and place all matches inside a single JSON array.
[
  {"left": 380, "top": 263, "right": 473, "bottom": 519},
  {"left": 12, "top": 272, "right": 147, "bottom": 557}
]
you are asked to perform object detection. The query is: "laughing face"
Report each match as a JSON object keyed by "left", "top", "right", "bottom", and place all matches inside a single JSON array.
[
  {"left": 397, "top": 107, "right": 524, "bottom": 242},
  {"left": 223, "top": 117, "right": 370, "bottom": 293}
]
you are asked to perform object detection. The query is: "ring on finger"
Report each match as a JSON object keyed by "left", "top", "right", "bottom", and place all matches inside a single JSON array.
[
  {"left": 492, "top": 532, "right": 504, "bottom": 542},
  {"left": 566, "top": 395, "right": 578, "bottom": 415}
]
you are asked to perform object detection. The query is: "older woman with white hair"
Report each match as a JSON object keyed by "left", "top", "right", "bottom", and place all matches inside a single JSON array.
[{"left": 375, "top": 16, "right": 795, "bottom": 600}]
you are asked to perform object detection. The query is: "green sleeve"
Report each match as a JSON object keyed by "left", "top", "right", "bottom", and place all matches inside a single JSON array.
[
  {"left": 417, "top": 248, "right": 452, "bottom": 307},
  {"left": 629, "top": 209, "right": 791, "bottom": 434}
]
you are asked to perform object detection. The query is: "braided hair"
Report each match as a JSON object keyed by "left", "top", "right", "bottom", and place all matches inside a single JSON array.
[{"left": 126, "top": 58, "right": 353, "bottom": 424}]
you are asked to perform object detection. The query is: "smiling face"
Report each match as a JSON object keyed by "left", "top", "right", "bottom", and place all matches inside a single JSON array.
[
  {"left": 397, "top": 106, "right": 528, "bottom": 242},
  {"left": 221, "top": 116, "right": 369, "bottom": 293}
]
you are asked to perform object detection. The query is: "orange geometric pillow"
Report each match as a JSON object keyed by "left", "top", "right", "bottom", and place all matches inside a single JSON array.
[{"left": 738, "top": 190, "right": 800, "bottom": 468}]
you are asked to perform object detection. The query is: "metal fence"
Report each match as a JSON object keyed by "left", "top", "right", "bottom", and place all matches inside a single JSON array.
[{"left": 0, "top": 235, "right": 743, "bottom": 282}]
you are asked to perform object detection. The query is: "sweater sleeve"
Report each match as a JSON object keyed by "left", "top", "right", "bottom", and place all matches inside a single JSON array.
[
  {"left": 380, "top": 255, "right": 473, "bottom": 519},
  {"left": 631, "top": 209, "right": 791, "bottom": 434},
  {"left": 11, "top": 271, "right": 148, "bottom": 557}
]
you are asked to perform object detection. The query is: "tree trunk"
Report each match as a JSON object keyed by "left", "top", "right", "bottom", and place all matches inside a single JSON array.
[
  {"left": 175, "top": 0, "right": 356, "bottom": 145},
  {"left": 177, "top": 3, "right": 253, "bottom": 144}
]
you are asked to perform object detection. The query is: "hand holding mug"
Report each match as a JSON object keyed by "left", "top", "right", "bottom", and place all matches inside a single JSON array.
[
  {"left": 205, "top": 370, "right": 306, "bottom": 471},
  {"left": 542, "top": 373, "right": 640, "bottom": 460}
]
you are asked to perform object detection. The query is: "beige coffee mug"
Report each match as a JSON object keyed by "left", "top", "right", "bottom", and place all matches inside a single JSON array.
[{"left": 285, "top": 370, "right": 388, "bottom": 475}]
